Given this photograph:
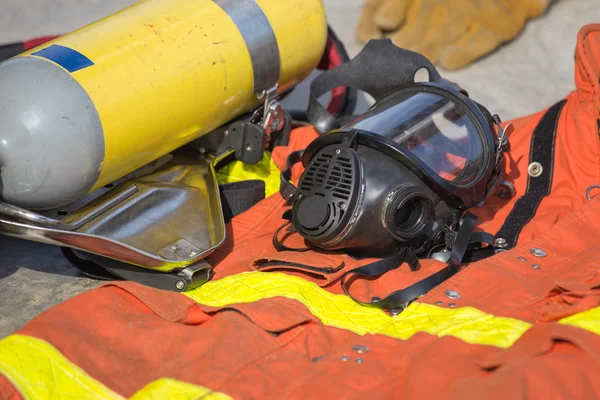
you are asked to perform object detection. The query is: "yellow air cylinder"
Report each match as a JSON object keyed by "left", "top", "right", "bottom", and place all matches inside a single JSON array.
[{"left": 0, "top": 0, "right": 327, "bottom": 210}]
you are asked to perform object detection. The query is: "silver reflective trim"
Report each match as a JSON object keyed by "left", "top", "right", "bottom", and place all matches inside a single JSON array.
[{"left": 214, "top": 0, "right": 281, "bottom": 93}]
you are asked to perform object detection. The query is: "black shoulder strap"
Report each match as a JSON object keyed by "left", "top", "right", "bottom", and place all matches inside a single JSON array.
[
  {"left": 494, "top": 100, "right": 566, "bottom": 249},
  {"left": 341, "top": 213, "right": 492, "bottom": 310},
  {"left": 219, "top": 180, "right": 266, "bottom": 222}
]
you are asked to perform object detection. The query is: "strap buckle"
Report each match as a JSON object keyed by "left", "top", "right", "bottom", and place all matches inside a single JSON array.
[
  {"left": 213, "top": 85, "right": 290, "bottom": 165},
  {"left": 493, "top": 114, "right": 513, "bottom": 167},
  {"left": 257, "top": 85, "right": 285, "bottom": 137}
]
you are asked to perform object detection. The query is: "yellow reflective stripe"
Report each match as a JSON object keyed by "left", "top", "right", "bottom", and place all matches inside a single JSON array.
[
  {"left": 130, "top": 378, "right": 232, "bottom": 400},
  {"left": 559, "top": 306, "right": 600, "bottom": 334},
  {"left": 2, "top": 278, "right": 600, "bottom": 399},
  {"left": 0, "top": 335, "right": 231, "bottom": 400},
  {"left": 184, "top": 272, "right": 532, "bottom": 349},
  {"left": 217, "top": 151, "right": 281, "bottom": 197},
  {"left": 0, "top": 334, "right": 123, "bottom": 400}
]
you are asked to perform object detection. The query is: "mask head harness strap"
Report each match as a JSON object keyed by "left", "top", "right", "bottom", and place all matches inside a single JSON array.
[
  {"left": 307, "top": 39, "right": 443, "bottom": 134},
  {"left": 340, "top": 212, "right": 495, "bottom": 311}
]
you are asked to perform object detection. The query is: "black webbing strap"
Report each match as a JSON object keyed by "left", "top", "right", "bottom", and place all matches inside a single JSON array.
[
  {"left": 495, "top": 100, "right": 566, "bottom": 249},
  {"left": 61, "top": 247, "right": 119, "bottom": 281},
  {"left": 460, "top": 231, "right": 495, "bottom": 263},
  {"left": 280, "top": 150, "right": 304, "bottom": 201},
  {"left": 341, "top": 212, "right": 482, "bottom": 310},
  {"left": 220, "top": 180, "right": 266, "bottom": 222}
]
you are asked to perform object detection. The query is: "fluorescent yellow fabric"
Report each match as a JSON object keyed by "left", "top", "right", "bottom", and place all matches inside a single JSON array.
[
  {"left": 187, "top": 271, "right": 600, "bottom": 347},
  {"left": 559, "top": 306, "right": 600, "bottom": 335},
  {"left": 184, "top": 271, "right": 531, "bottom": 348},
  {"left": 130, "top": 378, "right": 232, "bottom": 400},
  {"left": 217, "top": 151, "right": 281, "bottom": 197},
  {"left": 0, "top": 334, "right": 123, "bottom": 400},
  {"left": 3, "top": 277, "right": 600, "bottom": 399},
  {"left": 0, "top": 335, "right": 231, "bottom": 400}
]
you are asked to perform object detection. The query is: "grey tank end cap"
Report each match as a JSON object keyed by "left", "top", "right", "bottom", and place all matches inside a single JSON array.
[{"left": 0, "top": 56, "right": 105, "bottom": 210}]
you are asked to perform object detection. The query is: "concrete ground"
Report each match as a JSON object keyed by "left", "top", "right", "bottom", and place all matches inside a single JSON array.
[{"left": 0, "top": 0, "right": 599, "bottom": 338}]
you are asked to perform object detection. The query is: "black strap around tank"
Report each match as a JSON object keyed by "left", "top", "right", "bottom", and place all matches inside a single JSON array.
[
  {"left": 494, "top": 100, "right": 566, "bottom": 249},
  {"left": 340, "top": 212, "right": 492, "bottom": 310}
]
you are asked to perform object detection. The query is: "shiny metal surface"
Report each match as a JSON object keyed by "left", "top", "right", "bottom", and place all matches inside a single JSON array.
[
  {"left": 528, "top": 162, "right": 543, "bottom": 178},
  {"left": 0, "top": 186, "right": 137, "bottom": 230},
  {"left": 390, "top": 308, "right": 402, "bottom": 316},
  {"left": 530, "top": 248, "right": 547, "bottom": 258},
  {"left": 0, "top": 203, "right": 76, "bottom": 230},
  {"left": 0, "top": 149, "right": 225, "bottom": 272},
  {"left": 494, "top": 237, "right": 508, "bottom": 249},
  {"left": 586, "top": 184, "right": 600, "bottom": 201},
  {"left": 215, "top": 0, "right": 281, "bottom": 93},
  {"left": 352, "top": 345, "right": 370, "bottom": 354}
]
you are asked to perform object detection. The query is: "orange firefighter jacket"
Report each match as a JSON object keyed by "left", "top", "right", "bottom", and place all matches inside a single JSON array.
[{"left": 2, "top": 23, "right": 600, "bottom": 400}]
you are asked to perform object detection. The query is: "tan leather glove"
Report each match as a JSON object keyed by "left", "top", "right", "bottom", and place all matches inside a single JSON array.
[{"left": 356, "top": 0, "right": 552, "bottom": 70}]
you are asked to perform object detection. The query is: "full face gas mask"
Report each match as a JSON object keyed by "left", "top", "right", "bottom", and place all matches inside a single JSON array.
[
  {"left": 293, "top": 85, "right": 499, "bottom": 258},
  {"left": 277, "top": 40, "right": 509, "bottom": 309}
]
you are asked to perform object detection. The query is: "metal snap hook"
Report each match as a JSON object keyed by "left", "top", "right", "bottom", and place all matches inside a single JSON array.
[{"left": 586, "top": 185, "right": 600, "bottom": 201}]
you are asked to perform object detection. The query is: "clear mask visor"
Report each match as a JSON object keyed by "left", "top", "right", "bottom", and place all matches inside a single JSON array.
[{"left": 345, "top": 90, "right": 486, "bottom": 186}]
